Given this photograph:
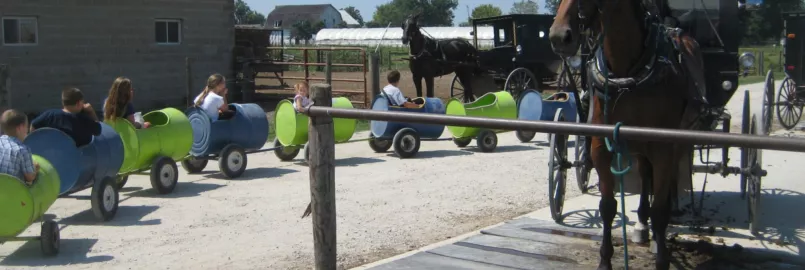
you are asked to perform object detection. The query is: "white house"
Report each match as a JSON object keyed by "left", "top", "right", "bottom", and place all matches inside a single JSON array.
[{"left": 265, "top": 4, "right": 343, "bottom": 42}]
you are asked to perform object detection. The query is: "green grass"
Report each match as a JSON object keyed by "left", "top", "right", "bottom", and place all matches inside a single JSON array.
[
  {"left": 739, "top": 45, "right": 784, "bottom": 76},
  {"left": 266, "top": 119, "right": 370, "bottom": 143}
]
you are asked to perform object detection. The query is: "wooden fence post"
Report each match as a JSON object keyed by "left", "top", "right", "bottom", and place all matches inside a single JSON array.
[
  {"left": 369, "top": 53, "right": 380, "bottom": 101},
  {"left": 185, "top": 57, "right": 193, "bottom": 106},
  {"left": 308, "top": 83, "right": 337, "bottom": 270},
  {"left": 325, "top": 52, "right": 332, "bottom": 85},
  {"left": 0, "top": 65, "right": 9, "bottom": 112}
]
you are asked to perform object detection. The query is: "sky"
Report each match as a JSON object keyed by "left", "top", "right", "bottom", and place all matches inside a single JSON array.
[{"left": 242, "top": 0, "right": 550, "bottom": 26}]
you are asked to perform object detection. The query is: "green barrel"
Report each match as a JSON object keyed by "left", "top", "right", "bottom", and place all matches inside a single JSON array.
[
  {"left": 446, "top": 91, "right": 517, "bottom": 138},
  {"left": 274, "top": 97, "right": 357, "bottom": 146},
  {"left": 107, "top": 108, "right": 193, "bottom": 173},
  {"left": 0, "top": 155, "right": 60, "bottom": 237}
]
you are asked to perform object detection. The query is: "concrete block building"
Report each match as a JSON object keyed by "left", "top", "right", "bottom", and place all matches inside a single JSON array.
[{"left": 0, "top": 0, "right": 235, "bottom": 113}]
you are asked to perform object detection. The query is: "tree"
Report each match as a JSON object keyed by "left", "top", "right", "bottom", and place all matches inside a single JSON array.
[
  {"left": 343, "top": 6, "right": 365, "bottom": 26},
  {"left": 365, "top": 21, "right": 383, "bottom": 28},
  {"left": 372, "top": 0, "right": 459, "bottom": 27},
  {"left": 459, "top": 21, "right": 471, "bottom": 27},
  {"left": 544, "top": 0, "right": 561, "bottom": 15},
  {"left": 291, "top": 20, "right": 326, "bottom": 44},
  {"left": 471, "top": 4, "right": 502, "bottom": 20},
  {"left": 510, "top": 0, "right": 539, "bottom": 14},
  {"left": 742, "top": 0, "right": 803, "bottom": 44},
  {"left": 234, "top": 0, "right": 266, "bottom": 25},
  {"left": 336, "top": 21, "right": 349, "bottom": 28}
]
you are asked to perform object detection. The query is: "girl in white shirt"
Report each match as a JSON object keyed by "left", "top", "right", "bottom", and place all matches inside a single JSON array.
[
  {"left": 293, "top": 82, "right": 311, "bottom": 112},
  {"left": 194, "top": 74, "right": 234, "bottom": 121}
]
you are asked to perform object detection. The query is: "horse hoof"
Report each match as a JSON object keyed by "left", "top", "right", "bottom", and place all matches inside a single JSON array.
[
  {"left": 632, "top": 228, "right": 650, "bottom": 244},
  {"left": 596, "top": 262, "right": 613, "bottom": 270}
]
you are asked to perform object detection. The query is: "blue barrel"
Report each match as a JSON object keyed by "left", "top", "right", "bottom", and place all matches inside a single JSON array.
[
  {"left": 24, "top": 123, "right": 124, "bottom": 195},
  {"left": 517, "top": 90, "right": 578, "bottom": 122},
  {"left": 187, "top": 103, "right": 270, "bottom": 156},
  {"left": 370, "top": 96, "right": 445, "bottom": 139}
]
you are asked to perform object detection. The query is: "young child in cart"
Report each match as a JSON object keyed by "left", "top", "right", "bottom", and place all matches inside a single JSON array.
[
  {"left": 382, "top": 70, "right": 419, "bottom": 108},
  {"left": 0, "top": 109, "right": 38, "bottom": 184},
  {"left": 194, "top": 73, "right": 235, "bottom": 121},
  {"left": 293, "top": 82, "right": 311, "bottom": 112}
]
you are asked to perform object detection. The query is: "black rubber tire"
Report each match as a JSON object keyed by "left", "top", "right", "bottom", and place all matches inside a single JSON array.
[
  {"left": 392, "top": 128, "right": 421, "bottom": 158},
  {"left": 150, "top": 156, "right": 179, "bottom": 194},
  {"left": 219, "top": 145, "right": 247, "bottom": 179},
  {"left": 181, "top": 157, "right": 208, "bottom": 174},
  {"left": 762, "top": 69, "right": 774, "bottom": 134},
  {"left": 747, "top": 114, "right": 763, "bottom": 235},
  {"left": 91, "top": 177, "right": 119, "bottom": 221},
  {"left": 476, "top": 130, "right": 498, "bottom": 153},
  {"left": 368, "top": 135, "right": 393, "bottom": 153},
  {"left": 273, "top": 138, "right": 300, "bottom": 161},
  {"left": 740, "top": 90, "right": 750, "bottom": 199},
  {"left": 116, "top": 175, "right": 128, "bottom": 190},
  {"left": 515, "top": 130, "right": 536, "bottom": 143},
  {"left": 548, "top": 108, "right": 568, "bottom": 222},
  {"left": 453, "top": 137, "right": 472, "bottom": 147},
  {"left": 40, "top": 220, "right": 60, "bottom": 256}
]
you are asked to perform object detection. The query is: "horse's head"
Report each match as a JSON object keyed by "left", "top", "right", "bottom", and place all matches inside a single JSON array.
[
  {"left": 548, "top": 0, "right": 599, "bottom": 57},
  {"left": 401, "top": 12, "right": 422, "bottom": 45}
]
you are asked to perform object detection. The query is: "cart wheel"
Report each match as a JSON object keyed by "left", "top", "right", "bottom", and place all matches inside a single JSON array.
[
  {"left": 273, "top": 137, "right": 300, "bottom": 161},
  {"left": 116, "top": 175, "right": 128, "bottom": 190},
  {"left": 476, "top": 130, "right": 498, "bottom": 152},
  {"left": 392, "top": 128, "right": 421, "bottom": 158},
  {"left": 515, "top": 130, "right": 536, "bottom": 143},
  {"left": 91, "top": 176, "right": 119, "bottom": 221},
  {"left": 504, "top": 67, "right": 539, "bottom": 101},
  {"left": 574, "top": 133, "right": 591, "bottom": 194},
  {"left": 151, "top": 156, "right": 178, "bottom": 194},
  {"left": 219, "top": 145, "right": 247, "bottom": 179},
  {"left": 747, "top": 114, "right": 763, "bottom": 235},
  {"left": 450, "top": 74, "right": 476, "bottom": 103},
  {"left": 549, "top": 108, "right": 569, "bottom": 222},
  {"left": 721, "top": 116, "right": 730, "bottom": 166},
  {"left": 181, "top": 156, "right": 208, "bottom": 174},
  {"left": 776, "top": 77, "right": 803, "bottom": 130},
  {"left": 40, "top": 220, "right": 59, "bottom": 256},
  {"left": 453, "top": 137, "right": 472, "bottom": 148},
  {"left": 762, "top": 69, "right": 775, "bottom": 134},
  {"left": 368, "top": 135, "right": 392, "bottom": 153},
  {"left": 740, "top": 90, "right": 750, "bottom": 199}
]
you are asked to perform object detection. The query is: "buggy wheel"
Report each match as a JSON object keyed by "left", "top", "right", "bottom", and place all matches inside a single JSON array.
[
  {"left": 476, "top": 130, "right": 498, "bottom": 152},
  {"left": 504, "top": 68, "right": 539, "bottom": 101},
  {"left": 116, "top": 175, "right": 128, "bottom": 190},
  {"left": 273, "top": 138, "right": 300, "bottom": 161},
  {"left": 558, "top": 59, "right": 582, "bottom": 93},
  {"left": 762, "top": 69, "right": 775, "bottom": 134},
  {"left": 392, "top": 128, "right": 421, "bottom": 158},
  {"left": 548, "top": 108, "right": 569, "bottom": 222},
  {"left": 181, "top": 156, "right": 208, "bottom": 174},
  {"left": 453, "top": 137, "right": 472, "bottom": 148},
  {"left": 776, "top": 77, "right": 803, "bottom": 130},
  {"left": 746, "top": 114, "right": 763, "bottom": 235},
  {"left": 368, "top": 135, "right": 392, "bottom": 153},
  {"left": 450, "top": 74, "right": 476, "bottom": 102},
  {"left": 40, "top": 220, "right": 59, "bottom": 256},
  {"left": 721, "top": 116, "right": 730, "bottom": 165},
  {"left": 574, "top": 110, "right": 591, "bottom": 194},
  {"left": 515, "top": 130, "right": 536, "bottom": 143},
  {"left": 219, "top": 145, "right": 247, "bottom": 179},
  {"left": 91, "top": 177, "right": 119, "bottom": 221},
  {"left": 150, "top": 156, "right": 178, "bottom": 194},
  {"left": 740, "top": 90, "right": 750, "bottom": 199}
]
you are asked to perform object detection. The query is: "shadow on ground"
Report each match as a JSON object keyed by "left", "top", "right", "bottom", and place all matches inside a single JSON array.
[
  {"left": 205, "top": 167, "right": 298, "bottom": 180},
  {"left": 126, "top": 182, "right": 224, "bottom": 199},
  {"left": 385, "top": 149, "right": 474, "bottom": 159},
  {"left": 54, "top": 205, "right": 161, "bottom": 226},
  {"left": 0, "top": 238, "right": 113, "bottom": 266}
]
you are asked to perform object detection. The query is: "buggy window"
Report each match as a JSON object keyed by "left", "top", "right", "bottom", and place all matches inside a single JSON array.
[
  {"left": 668, "top": 0, "right": 722, "bottom": 47},
  {"left": 493, "top": 22, "right": 512, "bottom": 47}
]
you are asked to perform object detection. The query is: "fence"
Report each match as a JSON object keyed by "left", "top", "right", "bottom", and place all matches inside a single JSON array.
[
  {"left": 256, "top": 47, "right": 369, "bottom": 106},
  {"left": 298, "top": 83, "right": 805, "bottom": 269}
]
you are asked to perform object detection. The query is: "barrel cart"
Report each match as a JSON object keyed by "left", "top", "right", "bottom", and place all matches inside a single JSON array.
[
  {"left": 444, "top": 91, "right": 517, "bottom": 152},
  {"left": 543, "top": 1, "right": 769, "bottom": 234},
  {"left": 182, "top": 103, "right": 270, "bottom": 178},
  {"left": 273, "top": 97, "right": 357, "bottom": 162},
  {"left": 367, "top": 96, "right": 449, "bottom": 158},
  {"left": 25, "top": 123, "right": 125, "bottom": 222},
  {"left": 0, "top": 156, "right": 61, "bottom": 256},
  {"left": 773, "top": 11, "right": 805, "bottom": 130},
  {"left": 514, "top": 90, "right": 578, "bottom": 143},
  {"left": 108, "top": 108, "right": 193, "bottom": 212}
]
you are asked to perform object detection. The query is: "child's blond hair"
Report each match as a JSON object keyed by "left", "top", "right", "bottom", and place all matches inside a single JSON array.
[{"left": 294, "top": 82, "right": 309, "bottom": 95}]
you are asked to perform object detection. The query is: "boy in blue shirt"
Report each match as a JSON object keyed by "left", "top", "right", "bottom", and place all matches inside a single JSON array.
[{"left": 31, "top": 87, "right": 102, "bottom": 147}]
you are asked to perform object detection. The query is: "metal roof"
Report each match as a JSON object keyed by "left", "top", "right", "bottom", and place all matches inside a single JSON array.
[{"left": 315, "top": 26, "right": 498, "bottom": 47}]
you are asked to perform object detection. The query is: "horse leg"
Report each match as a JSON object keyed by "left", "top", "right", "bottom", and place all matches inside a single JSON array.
[
  {"left": 413, "top": 74, "right": 423, "bottom": 97},
  {"left": 591, "top": 136, "right": 617, "bottom": 270},
  {"left": 458, "top": 71, "right": 474, "bottom": 103},
  {"left": 634, "top": 156, "right": 653, "bottom": 244},
  {"left": 649, "top": 145, "right": 677, "bottom": 270},
  {"left": 425, "top": 76, "right": 435, "bottom": 98}
]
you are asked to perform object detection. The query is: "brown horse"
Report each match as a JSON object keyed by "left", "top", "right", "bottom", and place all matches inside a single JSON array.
[{"left": 549, "top": 0, "right": 707, "bottom": 269}]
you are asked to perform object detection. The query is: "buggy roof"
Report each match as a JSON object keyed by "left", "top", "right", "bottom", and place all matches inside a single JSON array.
[{"left": 472, "top": 14, "right": 554, "bottom": 26}]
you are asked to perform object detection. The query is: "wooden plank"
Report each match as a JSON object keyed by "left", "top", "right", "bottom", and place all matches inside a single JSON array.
[
  {"left": 504, "top": 217, "right": 630, "bottom": 242},
  {"left": 481, "top": 224, "right": 599, "bottom": 248},
  {"left": 459, "top": 234, "right": 602, "bottom": 266},
  {"left": 427, "top": 240, "right": 587, "bottom": 270},
  {"left": 308, "top": 84, "right": 337, "bottom": 270},
  {"left": 366, "top": 252, "right": 515, "bottom": 270}
]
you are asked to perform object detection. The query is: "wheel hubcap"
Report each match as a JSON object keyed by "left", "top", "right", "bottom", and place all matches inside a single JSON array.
[
  {"left": 161, "top": 164, "right": 176, "bottom": 187},
  {"left": 228, "top": 152, "right": 244, "bottom": 171},
  {"left": 484, "top": 136, "right": 495, "bottom": 146},
  {"left": 103, "top": 185, "right": 116, "bottom": 211},
  {"left": 401, "top": 135, "right": 416, "bottom": 152}
]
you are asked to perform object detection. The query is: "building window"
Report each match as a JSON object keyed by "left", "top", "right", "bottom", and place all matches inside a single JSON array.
[
  {"left": 274, "top": 20, "right": 282, "bottom": 27},
  {"left": 2, "top": 17, "right": 38, "bottom": 45},
  {"left": 155, "top": 19, "right": 181, "bottom": 44}
]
